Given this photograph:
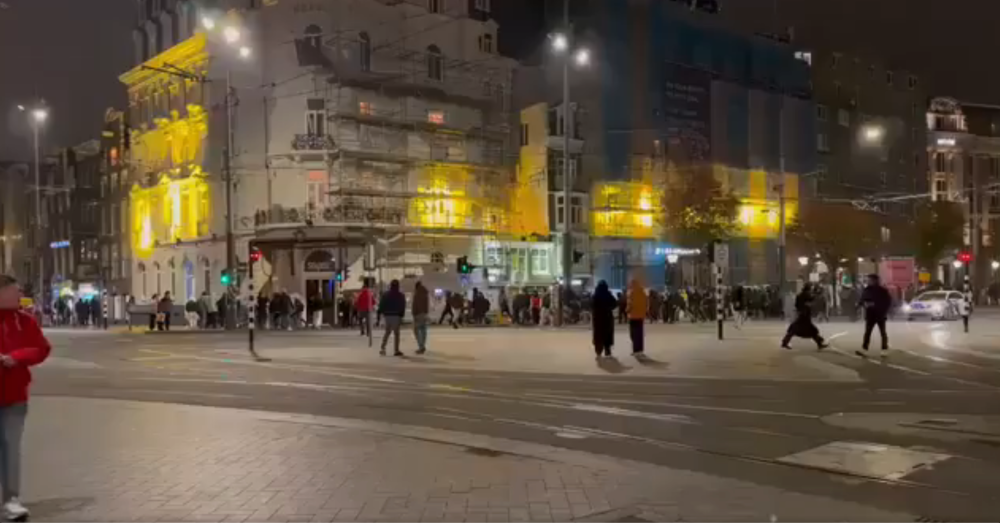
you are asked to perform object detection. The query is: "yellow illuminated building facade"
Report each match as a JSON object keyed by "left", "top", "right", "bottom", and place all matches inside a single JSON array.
[
  {"left": 120, "top": 33, "right": 213, "bottom": 264},
  {"left": 510, "top": 104, "right": 550, "bottom": 238}
]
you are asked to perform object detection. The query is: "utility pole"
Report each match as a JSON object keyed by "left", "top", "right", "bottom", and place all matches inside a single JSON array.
[
  {"left": 776, "top": 98, "right": 787, "bottom": 304},
  {"left": 558, "top": 0, "right": 572, "bottom": 327},
  {"left": 32, "top": 120, "right": 43, "bottom": 314},
  {"left": 224, "top": 70, "right": 237, "bottom": 329}
]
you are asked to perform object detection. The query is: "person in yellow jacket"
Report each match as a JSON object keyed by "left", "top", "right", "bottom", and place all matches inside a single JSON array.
[{"left": 627, "top": 279, "right": 647, "bottom": 355}]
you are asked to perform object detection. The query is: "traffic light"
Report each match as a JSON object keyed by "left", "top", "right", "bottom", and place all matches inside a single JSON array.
[
  {"left": 220, "top": 270, "right": 233, "bottom": 287},
  {"left": 958, "top": 252, "right": 972, "bottom": 264},
  {"left": 457, "top": 256, "right": 471, "bottom": 274},
  {"left": 249, "top": 247, "right": 262, "bottom": 264}
]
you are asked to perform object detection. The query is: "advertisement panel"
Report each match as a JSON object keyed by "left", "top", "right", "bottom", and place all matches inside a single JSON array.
[{"left": 879, "top": 257, "right": 916, "bottom": 287}]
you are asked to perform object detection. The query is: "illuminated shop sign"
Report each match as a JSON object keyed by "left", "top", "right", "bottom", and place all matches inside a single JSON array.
[{"left": 49, "top": 240, "right": 71, "bottom": 249}]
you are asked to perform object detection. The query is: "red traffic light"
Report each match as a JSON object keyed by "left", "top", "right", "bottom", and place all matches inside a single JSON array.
[
  {"left": 958, "top": 252, "right": 972, "bottom": 263},
  {"left": 249, "top": 248, "right": 262, "bottom": 263}
]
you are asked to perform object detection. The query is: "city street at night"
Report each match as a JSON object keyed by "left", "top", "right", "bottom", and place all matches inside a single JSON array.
[{"left": 27, "top": 317, "right": 1000, "bottom": 521}]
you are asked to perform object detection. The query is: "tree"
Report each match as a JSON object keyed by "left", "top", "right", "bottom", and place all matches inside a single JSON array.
[
  {"left": 788, "top": 201, "right": 882, "bottom": 280},
  {"left": 660, "top": 169, "right": 740, "bottom": 246},
  {"left": 913, "top": 200, "right": 965, "bottom": 271}
]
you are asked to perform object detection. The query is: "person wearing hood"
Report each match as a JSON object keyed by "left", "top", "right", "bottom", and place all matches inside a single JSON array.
[
  {"left": 378, "top": 279, "right": 406, "bottom": 356},
  {"left": 591, "top": 280, "right": 618, "bottom": 357},
  {"left": 412, "top": 281, "right": 430, "bottom": 354},
  {"left": 0, "top": 275, "right": 51, "bottom": 521},
  {"left": 781, "top": 283, "right": 829, "bottom": 350},
  {"left": 627, "top": 279, "right": 647, "bottom": 355}
]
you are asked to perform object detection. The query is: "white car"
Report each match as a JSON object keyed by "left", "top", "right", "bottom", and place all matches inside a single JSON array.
[{"left": 902, "top": 291, "right": 963, "bottom": 321}]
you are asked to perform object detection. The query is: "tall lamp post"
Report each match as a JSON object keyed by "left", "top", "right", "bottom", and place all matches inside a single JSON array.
[
  {"left": 550, "top": 1, "right": 590, "bottom": 326},
  {"left": 17, "top": 104, "right": 48, "bottom": 312}
]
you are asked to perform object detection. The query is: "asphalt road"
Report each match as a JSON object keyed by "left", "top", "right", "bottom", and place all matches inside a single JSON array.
[{"left": 33, "top": 317, "right": 1000, "bottom": 520}]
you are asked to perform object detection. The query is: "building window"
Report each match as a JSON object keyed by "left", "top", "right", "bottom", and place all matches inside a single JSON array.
[
  {"left": 886, "top": 70, "right": 894, "bottom": 86},
  {"left": 935, "top": 153, "right": 947, "bottom": 173},
  {"left": 531, "top": 248, "right": 549, "bottom": 275},
  {"left": 520, "top": 123, "right": 529, "bottom": 146},
  {"left": 479, "top": 33, "right": 493, "bottom": 53},
  {"left": 358, "top": 101, "right": 373, "bottom": 116},
  {"left": 428, "top": 0, "right": 441, "bottom": 13},
  {"left": 834, "top": 82, "right": 842, "bottom": 98},
  {"left": 571, "top": 196, "right": 582, "bottom": 225},
  {"left": 426, "top": 45, "right": 443, "bottom": 81},
  {"left": 908, "top": 75, "right": 918, "bottom": 90},
  {"left": 474, "top": 0, "right": 490, "bottom": 11},
  {"left": 838, "top": 109, "right": 850, "bottom": 127},
  {"left": 304, "top": 24, "right": 322, "bottom": 49},
  {"left": 879, "top": 171, "right": 887, "bottom": 187},
  {"left": 359, "top": 32, "right": 371, "bottom": 71},
  {"left": 816, "top": 104, "right": 828, "bottom": 122},
  {"left": 817, "top": 132, "right": 830, "bottom": 152},
  {"left": 306, "top": 109, "right": 326, "bottom": 137},
  {"left": 427, "top": 110, "right": 445, "bottom": 124}
]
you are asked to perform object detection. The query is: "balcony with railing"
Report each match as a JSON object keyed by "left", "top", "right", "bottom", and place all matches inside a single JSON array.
[{"left": 291, "top": 134, "right": 335, "bottom": 152}]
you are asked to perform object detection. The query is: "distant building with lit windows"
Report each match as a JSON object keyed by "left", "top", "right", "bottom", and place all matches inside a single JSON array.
[{"left": 926, "top": 97, "right": 1000, "bottom": 290}]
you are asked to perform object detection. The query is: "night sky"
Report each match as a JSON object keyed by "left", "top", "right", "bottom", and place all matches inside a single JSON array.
[{"left": 1, "top": 0, "right": 996, "bottom": 160}]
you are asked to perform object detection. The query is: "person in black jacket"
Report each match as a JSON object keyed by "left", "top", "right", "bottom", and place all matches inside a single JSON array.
[
  {"left": 857, "top": 274, "right": 891, "bottom": 357},
  {"left": 591, "top": 281, "right": 618, "bottom": 357},
  {"left": 781, "top": 284, "right": 828, "bottom": 350},
  {"left": 378, "top": 279, "right": 407, "bottom": 356}
]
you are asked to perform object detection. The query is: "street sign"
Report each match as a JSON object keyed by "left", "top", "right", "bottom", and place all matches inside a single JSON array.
[{"left": 714, "top": 242, "right": 729, "bottom": 268}]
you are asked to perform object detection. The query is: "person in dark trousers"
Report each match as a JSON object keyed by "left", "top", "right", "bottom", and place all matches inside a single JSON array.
[
  {"left": 378, "top": 279, "right": 406, "bottom": 356},
  {"left": 0, "top": 274, "right": 52, "bottom": 521},
  {"left": 626, "top": 279, "right": 646, "bottom": 355},
  {"left": 857, "top": 274, "right": 892, "bottom": 357},
  {"left": 781, "top": 284, "right": 828, "bottom": 350},
  {"left": 148, "top": 293, "right": 159, "bottom": 331},
  {"left": 412, "top": 281, "right": 430, "bottom": 354},
  {"left": 438, "top": 291, "right": 455, "bottom": 326},
  {"left": 591, "top": 280, "right": 617, "bottom": 358},
  {"left": 355, "top": 283, "right": 373, "bottom": 336}
]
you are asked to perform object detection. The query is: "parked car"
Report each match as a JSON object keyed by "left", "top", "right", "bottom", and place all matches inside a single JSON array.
[{"left": 901, "top": 291, "right": 963, "bottom": 321}]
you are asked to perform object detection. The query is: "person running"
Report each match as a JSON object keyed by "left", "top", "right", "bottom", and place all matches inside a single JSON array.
[
  {"left": 781, "top": 284, "right": 829, "bottom": 350},
  {"left": 591, "top": 281, "right": 617, "bottom": 358},
  {"left": 378, "top": 279, "right": 406, "bottom": 356},
  {"left": 627, "top": 279, "right": 647, "bottom": 355},
  {"left": 0, "top": 275, "right": 52, "bottom": 521},
  {"left": 412, "top": 281, "right": 430, "bottom": 354},
  {"left": 857, "top": 274, "right": 891, "bottom": 357}
]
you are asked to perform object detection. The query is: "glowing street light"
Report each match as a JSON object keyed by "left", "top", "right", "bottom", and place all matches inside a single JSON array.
[
  {"left": 574, "top": 48, "right": 591, "bottom": 67},
  {"left": 238, "top": 46, "right": 252, "bottom": 59},
  {"left": 992, "top": 260, "right": 999, "bottom": 270},
  {"left": 31, "top": 108, "right": 48, "bottom": 123},
  {"left": 201, "top": 16, "right": 216, "bottom": 30},
  {"left": 223, "top": 25, "right": 241, "bottom": 44},
  {"left": 798, "top": 256, "right": 810, "bottom": 267},
  {"left": 16, "top": 102, "right": 49, "bottom": 309},
  {"left": 862, "top": 124, "right": 884, "bottom": 143},
  {"left": 550, "top": 33, "right": 568, "bottom": 52}
]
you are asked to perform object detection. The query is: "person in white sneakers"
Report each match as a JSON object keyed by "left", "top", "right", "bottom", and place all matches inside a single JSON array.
[{"left": 0, "top": 275, "right": 52, "bottom": 521}]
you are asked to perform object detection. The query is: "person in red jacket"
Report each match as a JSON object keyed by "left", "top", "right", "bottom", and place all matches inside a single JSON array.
[
  {"left": 354, "top": 282, "right": 374, "bottom": 337},
  {"left": 0, "top": 274, "right": 51, "bottom": 521}
]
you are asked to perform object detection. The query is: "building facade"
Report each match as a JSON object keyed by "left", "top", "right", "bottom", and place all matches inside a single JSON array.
[
  {"left": 0, "top": 162, "right": 30, "bottom": 283},
  {"left": 804, "top": 48, "right": 928, "bottom": 208},
  {"left": 926, "top": 97, "right": 1000, "bottom": 290},
  {"left": 513, "top": 0, "right": 816, "bottom": 290}
]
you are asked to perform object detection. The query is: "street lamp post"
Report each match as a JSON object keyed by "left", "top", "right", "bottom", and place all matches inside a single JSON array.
[
  {"left": 551, "top": 0, "right": 590, "bottom": 327},
  {"left": 18, "top": 104, "right": 48, "bottom": 313}
]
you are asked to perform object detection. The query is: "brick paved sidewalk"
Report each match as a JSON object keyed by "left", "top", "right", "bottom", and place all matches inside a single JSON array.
[{"left": 25, "top": 397, "right": 907, "bottom": 522}]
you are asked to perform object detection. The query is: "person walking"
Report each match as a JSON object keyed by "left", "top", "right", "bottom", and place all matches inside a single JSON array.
[
  {"left": 958, "top": 288, "right": 972, "bottom": 333},
  {"left": 378, "top": 279, "right": 406, "bottom": 356},
  {"left": 412, "top": 281, "right": 430, "bottom": 354},
  {"left": 781, "top": 284, "right": 828, "bottom": 350},
  {"left": 627, "top": 279, "right": 647, "bottom": 355},
  {"left": 591, "top": 280, "right": 617, "bottom": 358},
  {"left": 355, "top": 282, "right": 374, "bottom": 337},
  {"left": 616, "top": 292, "right": 627, "bottom": 325},
  {"left": 857, "top": 274, "right": 891, "bottom": 357},
  {"left": 0, "top": 275, "right": 52, "bottom": 521}
]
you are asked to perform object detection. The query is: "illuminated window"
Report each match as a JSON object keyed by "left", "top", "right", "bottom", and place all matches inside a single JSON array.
[
  {"left": 359, "top": 102, "right": 373, "bottom": 115},
  {"left": 427, "top": 45, "right": 443, "bottom": 81},
  {"left": 531, "top": 248, "right": 549, "bottom": 275},
  {"left": 427, "top": 111, "right": 445, "bottom": 124}
]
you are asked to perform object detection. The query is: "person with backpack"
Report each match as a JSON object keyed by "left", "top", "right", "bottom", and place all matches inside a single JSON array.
[{"left": 0, "top": 275, "right": 52, "bottom": 521}]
